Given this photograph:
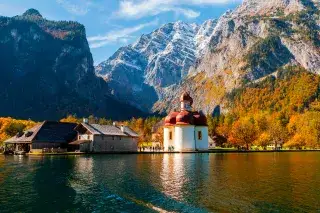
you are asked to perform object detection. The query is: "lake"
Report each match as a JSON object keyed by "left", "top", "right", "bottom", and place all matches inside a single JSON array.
[{"left": 0, "top": 153, "right": 320, "bottom": 212}]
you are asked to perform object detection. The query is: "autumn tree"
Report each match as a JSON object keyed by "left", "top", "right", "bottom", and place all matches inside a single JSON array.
[
  {"left": 216, "top": 114, "right": 235, "bottom": 147},
  {"left": 287, "top": 112, "right": 320, "bottom": 149},
  {"left": 0, "top": 118, "right": 36, "bottom": 146},
  {"left": 254, "top": 132, "right": 272, "bottom": 150},
  {"left": 60, "top": 115, "right": 80, "bottom": 123},
  {"left": 285, "top": 134, "right": 306, "bottom": 149},
  {"left": 228, "top": 117, "right": 257, "bottom": 150},
  {"left": 268, "top": 119, "right": 288, "bottom": 149},
  {"left": 4, "top": 122, "right": 26, "bottom": 136},
  {"left": 98, "top": 118, "right": 113, "bottom": 125}
]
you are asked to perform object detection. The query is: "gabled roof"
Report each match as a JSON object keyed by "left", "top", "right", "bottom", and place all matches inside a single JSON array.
[
  {"left": 122, "top": 126, "right": 139, "bottom": 137},
  {"left": 34, "top": 121, "right": 78, "bottom": 143},
  {"left": 4, "top": 121, "right": 77, "bottom": 144},
  {"left": 77, "top": 123, "right": 139, "bottom": 137},
  {"left": 4, "top": 123, "right": 43, "bottom": 143}
]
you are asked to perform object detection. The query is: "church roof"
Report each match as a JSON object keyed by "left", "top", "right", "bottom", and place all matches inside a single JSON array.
[
  {"left": 165, "top": 92, "right": 207, "bottom": 126},
  {"left": 164, "top": 111, "right": 207, "bottom": 126}
]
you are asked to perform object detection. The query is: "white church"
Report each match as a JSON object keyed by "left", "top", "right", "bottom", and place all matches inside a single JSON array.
[{"left": 163, "top": 92, "right": 209, "bottom": 152}]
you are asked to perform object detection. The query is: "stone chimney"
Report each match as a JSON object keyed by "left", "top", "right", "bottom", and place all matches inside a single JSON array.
[
  {"left": 113, "top": 122, "right": 116, "bottom": 126},
  {"left": 83, "top": 118, "right": 89, "bottom": 124},
  {"left": 120, "top": 125, "right": 124, "bottom": 132}
]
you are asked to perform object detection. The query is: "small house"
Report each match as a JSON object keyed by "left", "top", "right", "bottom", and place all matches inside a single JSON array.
[
  {"left": 4, "top": 121, "right": 78, "bottom": 153},
  {"left": 70, "top": 122, "right": 139, "bottom": 153}
]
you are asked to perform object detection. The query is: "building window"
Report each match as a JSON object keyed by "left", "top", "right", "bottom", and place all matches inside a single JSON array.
[
  {"left": 119, "top": 137, "right": 122, "bottom": 140},
  {"left": 102, "top": 135, "right": 104, "bottom": 140},
  {"left": 78, "top": 136, "right": 81, "bottom": 140},
  {"left": 87, "top": 135, "right": 90, "bottom": 140},
  {"left": 198, "top": 131, "right": 202, "bottom": 140},
  {"left": 112, "top": 136, "right": 114, "bottom": 140},
  {"left": 169, "top": 131, "right": 173, "bottom": 140}
]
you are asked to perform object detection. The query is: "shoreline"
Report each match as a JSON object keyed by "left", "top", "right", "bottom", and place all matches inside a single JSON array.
[{"left": 15, "top": 149, "right": 320, "bottom": 156}]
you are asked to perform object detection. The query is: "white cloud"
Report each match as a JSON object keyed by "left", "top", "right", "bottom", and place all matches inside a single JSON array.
[
  {"left": 56, "top": 0, "right": 92, "bottom": 16},
  {"left": 88, "top": 19, "right": 159, "bottom": 49},
  {"left": 115, "top": 0, "right": 240, "bottom": 19}
]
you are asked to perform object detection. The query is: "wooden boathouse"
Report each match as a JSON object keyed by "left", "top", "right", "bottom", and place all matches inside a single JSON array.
[{"left": 4, "top": 121, "right": 78, "bottom": 153}]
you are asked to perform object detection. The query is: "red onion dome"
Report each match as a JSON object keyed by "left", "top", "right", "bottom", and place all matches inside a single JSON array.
[
  {"left": 164, "top": 112, "right": 179, "bottom": 126},
  {"left": 193, "top": 111, "right": 207, "bottom": 126},
  {"left": 176, "top": 110, "right": 194, "bottom": 125},
  {"left": 180, "top": 92, "right": 193, "bottom": 105}
]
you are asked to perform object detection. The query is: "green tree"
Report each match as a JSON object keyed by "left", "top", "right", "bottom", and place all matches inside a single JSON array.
[{"left": 4, "top": 122, "right": 26, "bottom": 136}]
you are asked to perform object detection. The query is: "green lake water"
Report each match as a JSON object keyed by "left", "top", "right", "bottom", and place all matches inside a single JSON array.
[{"left": 0, "top": 153, "right": 320, "bottom": 212}]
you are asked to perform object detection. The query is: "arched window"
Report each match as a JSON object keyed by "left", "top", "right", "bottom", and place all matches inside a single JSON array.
[{"left": 169, "top": 131, "right": 173, "bottom": 140}]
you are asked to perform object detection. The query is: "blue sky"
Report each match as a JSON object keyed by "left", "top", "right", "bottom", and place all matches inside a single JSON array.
[{"left": 0, "top": 0, "right": 241, "bottom": 65}]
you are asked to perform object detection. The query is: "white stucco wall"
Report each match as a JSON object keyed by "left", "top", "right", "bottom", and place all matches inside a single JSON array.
[
  {"left": 92, "top": 135, "right": 137, "bottom": 152},
  {"left": 175, "top": 125, "right": 195, "bottom": 152},
  {"left": 195, "top": 126, "right": 209, "bottom": 150},
  {"left": 79, "top": 135, "right": 137, "bottom": 152},
  {"left": 164, "top": 126, "right": 175, "bottom": 151}
]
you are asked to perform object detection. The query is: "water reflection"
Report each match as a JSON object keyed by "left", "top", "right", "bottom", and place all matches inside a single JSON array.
[
  {"left": 69, "top": 156, "right": 94, "bottom": 207},
  {"left": 161, "top": 154, "right": 186, "bottom": 200},
  {"left": 0, "top": 153, "right": 320, "bottom": 212}
]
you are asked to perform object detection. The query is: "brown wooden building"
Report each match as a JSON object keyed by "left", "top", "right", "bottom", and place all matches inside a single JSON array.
[{"left": 4, "top": 121, "right": 77, "bottom": 153}]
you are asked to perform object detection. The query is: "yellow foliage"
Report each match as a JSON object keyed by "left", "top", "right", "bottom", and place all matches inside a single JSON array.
[
  {"left": 209, "top": 67, "right": 320, "bottom": 149},
  {"left": 254, "top": 132, "right": 272, "bottom": 148},
  {"left": 228, "top": 117, "right": 257, "bottom": 150},
  {"left": 60, "top": 115, "right": 80, "bottom": 123},
  {"left": 0, "top": 117, "right": 37, "bottom": 144}
]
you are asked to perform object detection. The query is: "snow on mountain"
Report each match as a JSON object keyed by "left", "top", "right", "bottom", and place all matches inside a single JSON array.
[
  {"left": 95, "top": 19, "right": 218, "bottom": 111},
  {"left": 96, "top": 0, "right": 320, "bottom": 115},
  {"left": 153, "top": 0, "right": 320, "bottom": 114}
]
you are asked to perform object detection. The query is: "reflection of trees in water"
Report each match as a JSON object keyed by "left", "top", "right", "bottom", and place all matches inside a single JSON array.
[
  {"left": 2, "top": 153, "right": 318, "bottom": 212},
  {"left": 204, "top": 153, "right": 320, "bottom": 212}
]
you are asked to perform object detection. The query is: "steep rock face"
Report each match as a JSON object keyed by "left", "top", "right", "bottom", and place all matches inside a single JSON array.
[
  {"left": 0, "top": 9, "right": 145, "bottom": 120},
  {"left": 154, "top": 0, "right": 320, "bottom": 114},
  {"left": 95, "top": 20, "right": 217, "bottom": 111}
]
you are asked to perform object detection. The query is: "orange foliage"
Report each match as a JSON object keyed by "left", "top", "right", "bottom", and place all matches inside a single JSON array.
[
  {"left": 0, "top": 117, "right": 37, "bottom": 144},
  {"left": 210, "top": 66, "right": 320, "bottom": 149}
]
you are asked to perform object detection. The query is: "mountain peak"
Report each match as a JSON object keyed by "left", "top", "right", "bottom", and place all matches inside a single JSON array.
[
  {"left": 22, "top": 9, "right": 43, "bottom": 18},
  {"left": 237, "top": 0, "right": 308, "bottom": 16}
]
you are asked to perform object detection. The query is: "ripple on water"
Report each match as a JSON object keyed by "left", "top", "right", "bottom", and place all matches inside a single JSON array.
[{"left": 0, "top": 153, "right": 320, "bottom": 212}]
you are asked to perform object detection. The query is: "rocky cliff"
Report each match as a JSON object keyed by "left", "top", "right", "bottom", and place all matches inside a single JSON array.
[
  {"left": 0, "top": 9, "right": 145, "bottom": 120},
  {"left": 97, "top": 0, "right": 319, "bottom": 115},
  {"left": 95, "top": 20, "right": 218, "bottom": 111},
  {"left": 153, "top": 0, "right": 320, "bottom": 114}
]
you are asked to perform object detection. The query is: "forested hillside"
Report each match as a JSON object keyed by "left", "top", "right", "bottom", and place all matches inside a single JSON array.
[
  {"left": 208, "top": 66, "right": 320, "bottom": 149},
  {"left": 0, "top": 9, "right": 145, "bottom": 120}
]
